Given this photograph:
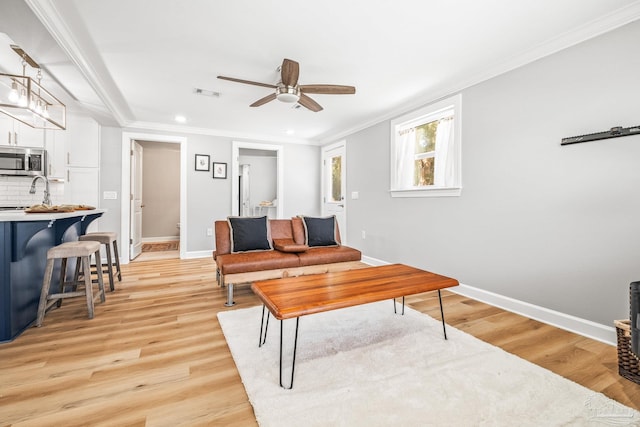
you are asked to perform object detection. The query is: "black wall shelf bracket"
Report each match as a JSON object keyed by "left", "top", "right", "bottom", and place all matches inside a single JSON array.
[{"left": 561, "top": 125, "right": 640, "bottom": 146}]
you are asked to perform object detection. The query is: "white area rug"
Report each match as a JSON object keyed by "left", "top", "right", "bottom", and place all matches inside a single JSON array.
[{"left": 218, "top": 302, "right": 640, "bottom": 426}]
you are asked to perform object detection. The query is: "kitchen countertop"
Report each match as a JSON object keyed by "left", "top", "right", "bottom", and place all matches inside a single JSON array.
[{"left": 0, "top": 208, "right": 106, "bottom": 222}]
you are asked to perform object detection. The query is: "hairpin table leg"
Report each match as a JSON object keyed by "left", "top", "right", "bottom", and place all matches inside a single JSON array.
[
  {"left": 279, "top": 317, "right": 300, "bottom": 389},
  {"left": 438, "top": 290, "right": 447, "bottom": 340},
  {"left": 259, "top": 305, "right": 270, "bottom": 347},
  {"left": 393, "top": 296, "right": 405, "bottom": 315}
]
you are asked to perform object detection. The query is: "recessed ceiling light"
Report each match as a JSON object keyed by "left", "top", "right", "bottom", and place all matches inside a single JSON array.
[
  {"left": 285, "top": 129, "right": 295, "bottom": 135},
  {"left": 175, "top": 115, "right": 186, "bottom": 123}
]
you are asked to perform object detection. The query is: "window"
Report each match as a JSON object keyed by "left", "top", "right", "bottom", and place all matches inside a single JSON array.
[{"left": 390, "top": 94, "right": 461, "bottom": 197}]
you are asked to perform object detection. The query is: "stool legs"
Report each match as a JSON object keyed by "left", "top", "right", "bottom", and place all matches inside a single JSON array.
[
  {"left": 94, "top": 249, "right": 106, "bottom": 303},
  {"left": 112, "top": 240, "right": 122, "bottom": 282},
  {"left": 37, "top": 259, "right": 56, "bottom": 326},
  {"left": 104, "top": 243, "right": 115, "bottom": 292},
  {"left": 36, "top": 250, "right": 106, "bottom": 327},
  {"left": 83, "top": 255, "right": 94, "bottom": 319}
]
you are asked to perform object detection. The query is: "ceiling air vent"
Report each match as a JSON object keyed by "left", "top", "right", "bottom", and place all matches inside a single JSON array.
[{"left": 193, "top": 88, "right": 220, "bottom": 97}]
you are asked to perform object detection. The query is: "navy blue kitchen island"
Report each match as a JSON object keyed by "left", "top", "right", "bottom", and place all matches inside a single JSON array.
[{"left": 0, "top": 209, "right": 104, "bottom": 342}]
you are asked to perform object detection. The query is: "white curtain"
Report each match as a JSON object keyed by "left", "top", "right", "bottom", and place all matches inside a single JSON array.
[
  {"left": 433, "top": 118, "right": 454, "bottom": 187},
  {"left": 396, "top": 129, "right": 414, "bottom": 189}
]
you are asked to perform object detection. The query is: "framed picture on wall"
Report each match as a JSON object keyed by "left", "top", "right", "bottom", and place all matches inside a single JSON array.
[
  {"left": 195, "top": 154, "right": 210, "bottom": 171},
  {"left": 213, "top": 162, "right": 227, "bottom": 179}
]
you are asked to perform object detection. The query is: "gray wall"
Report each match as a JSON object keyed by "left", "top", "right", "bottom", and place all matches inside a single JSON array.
[
  {"left": 98, "top": 127, "right": 321, "bottom": 254},
  {"left": 282, "top": 143, "right": 322, "bottom": 218},
  {"left": 99, "top": 126, "right": 123, "bottom": 238},
  {"left": 344, "top": 20, "right": 640, "bottom": 326}
]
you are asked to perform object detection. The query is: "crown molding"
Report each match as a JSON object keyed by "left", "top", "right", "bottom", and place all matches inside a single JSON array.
[
  {"left": 318, "top": 2, "right": 640, "bottom": 145},
  {"left": 126, "top": 120, "right": 314, "bottom": 145},
  {"left": 25, "top": 0, "right": 134, "bottom": 127}
]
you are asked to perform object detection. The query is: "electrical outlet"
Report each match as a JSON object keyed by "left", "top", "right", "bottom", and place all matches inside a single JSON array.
[
  {"left": 361, "top": 230, "right": 366, "bottom": 239},
  {"left": 206, "top": 228, "right": 213, "bottom": 236}
]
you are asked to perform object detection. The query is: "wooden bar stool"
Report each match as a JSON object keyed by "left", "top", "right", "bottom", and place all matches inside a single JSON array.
[
  {"left": 36, "top": 241, "right": 106, "bottom": 327},
  {"left": 79, "top": 232, "right": 122, "bottom": 292}
]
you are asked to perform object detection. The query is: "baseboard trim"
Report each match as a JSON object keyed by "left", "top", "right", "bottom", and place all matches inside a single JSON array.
[
  {"left": 184, "top": 250, "right": 213, "bottom": 259},
  {"left": 451, "top": 284, "right": 616, "bottom": 346},
  {"left": 361, "top": 255, "right": 389, "bottom": 266},
  {"left": 142, "top": 236, "right": 179, "bottom": 243},
  {"left": 361, "top": 255, "right": 616, "bottom": 346}
]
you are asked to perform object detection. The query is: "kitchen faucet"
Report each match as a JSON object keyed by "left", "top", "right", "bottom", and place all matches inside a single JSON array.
[{"left": 29, "top": 175, "right": 51, "bottom": 206}]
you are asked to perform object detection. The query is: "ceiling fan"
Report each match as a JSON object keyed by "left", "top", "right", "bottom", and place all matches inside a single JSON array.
[{"left": 217, "top": 58, "right": 355, "bottom": 112}]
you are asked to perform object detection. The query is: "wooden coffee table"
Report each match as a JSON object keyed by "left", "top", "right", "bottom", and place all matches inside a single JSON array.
[{"left": 251, "top": 263, "right": 459, "bottom": 388}]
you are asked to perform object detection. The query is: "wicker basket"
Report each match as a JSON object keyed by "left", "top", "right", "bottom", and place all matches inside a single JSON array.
[{"left": 614, "top": 319, "right": 640, "bottom": 385}]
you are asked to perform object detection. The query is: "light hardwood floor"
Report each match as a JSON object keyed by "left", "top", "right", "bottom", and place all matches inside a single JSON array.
[{"left": 0, "top": 258, "right": 638, "bottom": 426}]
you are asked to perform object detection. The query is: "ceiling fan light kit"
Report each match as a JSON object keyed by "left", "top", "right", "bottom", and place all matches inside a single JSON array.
[
  {"left": 218, "top": 58, "right": 355, "bottom": 112},
  {"left": 276, "top": 86, "right": 300, "bottom": 103}
]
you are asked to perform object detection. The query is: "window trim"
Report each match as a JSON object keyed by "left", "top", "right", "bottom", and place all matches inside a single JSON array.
[{"left": 389, "top": 94, "right": 462, "bottom": 198}]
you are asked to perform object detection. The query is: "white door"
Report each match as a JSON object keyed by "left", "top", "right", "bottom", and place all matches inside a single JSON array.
[
  {"left": 322, "top": 142, "right": 346, "bottom": 243},
  {"left": 130, "top": 141, "right": 143, "bottom": 259}
]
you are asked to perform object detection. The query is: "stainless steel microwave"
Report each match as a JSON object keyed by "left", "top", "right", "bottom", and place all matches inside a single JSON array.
[{"left": 0, "top": 146, "right": 47, "bottom": 176}]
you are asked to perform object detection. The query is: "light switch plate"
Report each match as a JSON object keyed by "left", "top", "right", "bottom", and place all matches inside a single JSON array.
[{"left": 103, "top": 191, "right": 118, "bottom": 200}]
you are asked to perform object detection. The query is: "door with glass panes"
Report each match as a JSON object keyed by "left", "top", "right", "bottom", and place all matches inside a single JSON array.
[{"left": 322, "top": 143, "right": 346, "bottom": 243}]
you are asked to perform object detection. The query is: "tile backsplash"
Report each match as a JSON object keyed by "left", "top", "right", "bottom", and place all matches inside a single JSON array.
[{"left": 0, "top": 176, "right": 64, "bottom": 207}]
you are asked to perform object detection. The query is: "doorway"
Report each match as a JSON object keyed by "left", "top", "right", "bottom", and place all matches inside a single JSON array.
[
  {"left": 322, "top": 141, "right": 347, "bottom": 244},
  {"left": 121, "top": 132, "right": 187, "bottom": 263},
  {"left": 231, "top": 141, "right": 283, "bottom": 218},
  {"left": 132, "top": 140, "right": 181, "bottom": 262}
]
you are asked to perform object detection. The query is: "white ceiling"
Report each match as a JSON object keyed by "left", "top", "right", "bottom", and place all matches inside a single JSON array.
[{"left": 2, "top": 0, "right": 640, "bottom": 144}]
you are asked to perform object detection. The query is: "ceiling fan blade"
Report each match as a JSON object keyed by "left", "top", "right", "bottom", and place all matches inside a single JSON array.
[
  {"left": 250, "top": 93, "right": 277, "bottom": 107},
  {"left": 280, "top": 59, "right": 299, "bottom": 87},
  {"left": 217, "top": 75, "right": 277, "bottom": 89},
  {"left": 298, "top": 93, "right": 323, "bottom": 112},
  {"left": 299, "top": 84, "right": 356, "bottom": 95}
]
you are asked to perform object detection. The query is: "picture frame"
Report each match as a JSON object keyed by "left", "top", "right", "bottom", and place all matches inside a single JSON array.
[
  {"left": 195, "top": 154, "right": 210, "bottom": 171},
  {"left": 213, "top": 162, "right": 227, "bottom": 179}
]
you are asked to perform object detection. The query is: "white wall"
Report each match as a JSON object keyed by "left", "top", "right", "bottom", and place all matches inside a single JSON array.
[{"left": 343, "top": 20, "right": 640, "bottom": 329}]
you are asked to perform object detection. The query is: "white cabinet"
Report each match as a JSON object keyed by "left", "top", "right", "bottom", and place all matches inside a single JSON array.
[
  {"left": 65, "top": 166, "right": 100, "bottom": 232},
  {"left": 44, "top": 114, "right": 100, "bottom": 178},
  {"left": 64, "top": 167, "right": 100, "bottom": 206},
  {"left": 0, "top": 115, "right": 12, "bottom": 145},
  {"left": 62, "top": 114, "right": 100, "bottom": 211},
  {"left": 0, "top": 114, "right": 45, "bottom": 147},
  {"left": 65, "top": 115, "right": 99, "bottom": 168},
  {"left": 44, "top": 129, "right": 66, "bottom": 179}
]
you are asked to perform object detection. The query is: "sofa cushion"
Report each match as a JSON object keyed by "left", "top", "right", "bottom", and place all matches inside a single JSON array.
[
  {"left": 270, "top": 219, "right": 295, "bottom": 240},
  {"left": 228, "top": 216, "right": 273, "bottom": 253},
  {"left": 301, "top": 215, "right": 339, "bottom": 247},
  {"left": 273, "top": 238, "right": 308, "bottom": 253},
  {"left": 216, "top": 250, "right": 300, "bottom": 274},
  {"left": 297, "top": 245, "right": 362, "bottom": 266},
  {"left": 291, "top": 217, "right": 306, "bottom": 245}
]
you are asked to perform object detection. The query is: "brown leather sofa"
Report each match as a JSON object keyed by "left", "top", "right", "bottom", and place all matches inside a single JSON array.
[{"left": 213, "top": 217, "right": 362, "bottom": 306}]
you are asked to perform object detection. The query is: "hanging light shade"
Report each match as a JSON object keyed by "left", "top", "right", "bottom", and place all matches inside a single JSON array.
[{"left": 0, "top": 45, "right": 66, "bottom": 130}]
